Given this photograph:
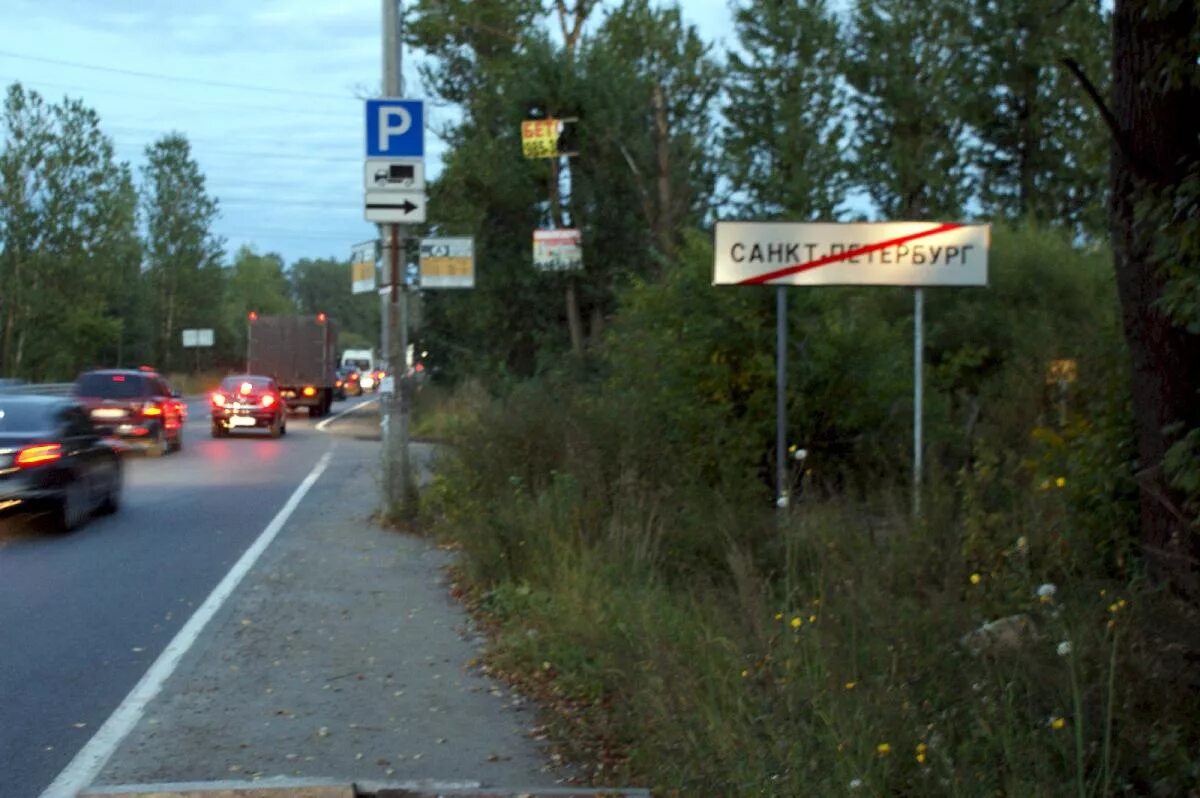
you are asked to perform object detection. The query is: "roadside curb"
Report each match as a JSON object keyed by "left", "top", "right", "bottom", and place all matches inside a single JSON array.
[{"left": 81, "top": 777, "right": 650, "bottom": 797}]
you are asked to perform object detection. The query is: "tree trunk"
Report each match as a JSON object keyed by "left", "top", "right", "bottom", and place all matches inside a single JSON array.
[
  {"left": 652, "top": 83, "right": 674, "bottom": 259},
  {"left": 1110, "top": 0, "right": 1200, "bottom": 592}
]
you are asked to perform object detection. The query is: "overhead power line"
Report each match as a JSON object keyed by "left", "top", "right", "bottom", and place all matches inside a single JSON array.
[
  {"left": 0, "top": 49, "right": 357, "bottom": 101},
  {"left": 0, "top": 74, "right": 351, "bottom": 119}
]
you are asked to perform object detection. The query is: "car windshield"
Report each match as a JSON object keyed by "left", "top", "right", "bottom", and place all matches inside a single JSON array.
[
  {"left": 0, "top": 402, "right": 52, "bottom": 433},
  {"left": 76, "top": 373, "right": 143, "bottom": 398}
]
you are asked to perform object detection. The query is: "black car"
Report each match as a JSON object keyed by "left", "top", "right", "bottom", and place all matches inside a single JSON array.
[
  {"left": 0, "top": 395, "right": 123, "bottom": 531},
  {"left": 73, "top": 369, "right": 185, "bottom": 456},
  {"left": 210, "top": 375, "right": 287, "bottom": 438}
]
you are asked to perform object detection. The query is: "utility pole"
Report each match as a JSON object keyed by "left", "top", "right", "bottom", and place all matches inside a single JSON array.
[{"left": 380, "top": 0, "right": 411, "bottom": 517}]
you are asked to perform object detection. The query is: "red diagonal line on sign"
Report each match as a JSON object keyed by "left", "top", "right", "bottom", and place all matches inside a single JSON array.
[{"left": 737, "top": 222, "right": 966, "bottom": 285}]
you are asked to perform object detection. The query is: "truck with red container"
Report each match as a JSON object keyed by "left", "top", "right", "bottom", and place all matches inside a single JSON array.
[{"left": 246, "top": 313, "right": 338, "bottom": 417}]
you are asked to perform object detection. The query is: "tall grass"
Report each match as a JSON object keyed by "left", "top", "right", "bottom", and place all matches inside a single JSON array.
[{"left": 420, "top": 380, "right": 1200, "bottom": 796}]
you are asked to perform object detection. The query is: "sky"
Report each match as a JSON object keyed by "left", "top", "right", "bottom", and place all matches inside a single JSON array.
[{"left": 0, "top": 0, "right": 735, "bottom": 265}]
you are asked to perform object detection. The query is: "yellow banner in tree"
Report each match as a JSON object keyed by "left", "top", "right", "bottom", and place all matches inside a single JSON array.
[{"left": 521, "top": 119, "right": 559, "bottom": 159}]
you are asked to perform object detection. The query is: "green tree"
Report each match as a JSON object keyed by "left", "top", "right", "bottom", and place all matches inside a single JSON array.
[
  {"left": 1105, "top": 0, "right": 1200, "bottom": 591},
  {"left": 141, "top": 133, "right": 223, "bottom": 372},
  {"left": 723, "top": 0, "right": 849, "bottom": 220},
  {"left": 290, "top": 256, "right": 380, "bottom": 348},
  {"left": 0, "top": 83, "right": 141, "bottom": 379},
  {"left": 216, "top": 245, "right": 294, "bottom": 365},
  {"left": 964, "top": 0, "right": 1110, "bottom": 235},
  {"left": 844, "top": 0, "right": 973, "bottom": 219},
  {"left": 408, "top": 1, "right": 569, "bottom": 379}
]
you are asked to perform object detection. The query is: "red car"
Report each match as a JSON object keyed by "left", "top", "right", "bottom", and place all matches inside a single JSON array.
[
  {"left": 73, "top": 369, "right": 184, "bottom": 456},
  {"left": 210, "top": 375, "right": 287, "bottom": 438}
]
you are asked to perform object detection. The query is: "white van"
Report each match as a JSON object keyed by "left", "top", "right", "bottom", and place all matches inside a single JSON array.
[{"left": 341, "top": 349, "right": 375, "bottom": 372}]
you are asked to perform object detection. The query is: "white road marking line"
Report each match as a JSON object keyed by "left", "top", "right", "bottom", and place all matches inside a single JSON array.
[
  {"left": 39, "top": 448, "right": 336, "bottom": 798},
  {"left": 315, "top": 396, "right": 378, "bottom": 431}
]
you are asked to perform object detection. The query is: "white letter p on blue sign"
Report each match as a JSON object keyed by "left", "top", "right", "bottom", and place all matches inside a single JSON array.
[{"left": 365, "top": 99, "right": 424, "bottom": 158}]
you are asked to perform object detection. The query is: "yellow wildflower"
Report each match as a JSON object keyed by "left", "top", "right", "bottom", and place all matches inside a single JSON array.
[
  {"left": 877, "top": 743, "right": 891, "bottom": 755},
  {"left": 970, "top": 573, "right": 982, "bottom": 585},
  {"left": 790, "top": 617, "right": 803, "bottom": 629},
  {"left": 1055, "top": 476, "right": 1066, "bottom": 488},
  {"left": 809, "top": 614, "right": 817, "bottom": 623},
  {"left": 916, "top": 742, "right": 928, "bottom": 755},
  {"left": 1108, "top": 602, "right": 1119, "bottom": 614},
  {"left": 1050, "top": 717, "right": 1066, "bottom": 730},
  {"left": 845, "top": 681, "right": 857, "bottom": 690},
  {"left": 740, "top": 669, "right": 748, "bottom": 678},
  {"left": 1118, "top": 599, "right": 1128, "bottom": 610},
  {"left": 774, "top": 612, "right": 783, "bottom": 621},
  {"left": 916, "top": 753, "right": 927, "bottom": 764}
]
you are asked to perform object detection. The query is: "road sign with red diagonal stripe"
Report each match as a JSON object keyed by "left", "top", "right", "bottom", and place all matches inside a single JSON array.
[{"left": 713, "top": 221, "right": 989, "bottom": 286}]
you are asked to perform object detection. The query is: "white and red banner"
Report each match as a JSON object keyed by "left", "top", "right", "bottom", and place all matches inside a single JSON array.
[{"left": 714, "top": 221, "right": 989, "bottom": 286}]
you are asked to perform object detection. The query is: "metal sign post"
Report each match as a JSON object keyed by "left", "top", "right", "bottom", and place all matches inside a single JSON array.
[
  {"left": 913, "top": 288, "right": 924, "bottom": 517},
  {"left": 776, "top": 286, "right": 788, "bottom": 509},
  {"left": 374, "top": 0, "right": 422, "bottom": 519},
  {"left": 713, "top": 221, "right": 990, "bottom": 518}
]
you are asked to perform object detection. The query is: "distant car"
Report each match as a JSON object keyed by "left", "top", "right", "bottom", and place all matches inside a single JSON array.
[
  {"left": 73, "top": 369, "right": 184, "bottom": 456},
  {"left": 334, "top": 367, "right": 355, "bottom": 401},
  {"left": 0, "top": 394, "right": 123, "bottom": 531},
  {"left": 340, "top": 367, "right": 363, "bottom": 397},
  {"left": 0, "top": 378, "right": 26, "bottom": 391},
  {"left": 210, "top": 375, "right": 286, "bottom": 438}
]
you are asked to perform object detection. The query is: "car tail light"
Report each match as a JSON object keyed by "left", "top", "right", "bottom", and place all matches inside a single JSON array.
[
  {"left": 141, "top": 403, "right": 163, "bottom": 417},
  {"left": 261, "top": 394, "right": 276, "bottom": 408},
  {"left": 211, "top": 392, "right": 227, "bottom": 407},
  {"left": 335, "top": 380, "right": 343, "bottom": 388},
  {"left": 348, "top": 373, "right": 358, "bottom": 381},
  {"left": 302, "top": 386, "right": 316, "bottom": 397},
  {"left": 16, "top": 443, "right": 62, "bottom": 468}
]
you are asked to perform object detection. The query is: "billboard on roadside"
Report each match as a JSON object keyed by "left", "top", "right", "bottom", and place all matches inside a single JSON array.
[{"left": 533, "top": 228, "right": 582, "bottom": 272}]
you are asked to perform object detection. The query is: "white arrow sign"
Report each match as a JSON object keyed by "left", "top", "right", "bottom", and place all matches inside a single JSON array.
[{"left": 365, "top": 190, "right": 427, "bottom": 223}]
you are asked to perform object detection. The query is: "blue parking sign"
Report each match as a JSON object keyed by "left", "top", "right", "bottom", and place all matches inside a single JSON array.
[{"left": 365, "top": 99, "right": 424, "bottom": 158}]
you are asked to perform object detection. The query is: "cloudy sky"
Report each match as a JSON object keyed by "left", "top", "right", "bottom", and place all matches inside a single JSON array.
[{"left": 1, "top": 1, "right": 734, "bottom": 265}]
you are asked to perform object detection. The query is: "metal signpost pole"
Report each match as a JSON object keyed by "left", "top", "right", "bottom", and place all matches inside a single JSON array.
[
  {"left": 913, "top": 287, "right": 924, "bottom": 518},
  {"left": 379, "top": 0, "right": 410, "bottom": 515},
  {"left": 776, "top": 285, "right": 787, "bottom": 510}
]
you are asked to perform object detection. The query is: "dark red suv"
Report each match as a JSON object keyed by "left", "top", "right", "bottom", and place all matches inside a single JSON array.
[{"left": 73, "top": 369, "right": 184, "bottom": 456}]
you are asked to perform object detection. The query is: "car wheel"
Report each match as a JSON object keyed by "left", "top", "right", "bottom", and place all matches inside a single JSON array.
[
  {"left": 97, "top": 462, "right": 123, "bottom": 515},
  {"left": 280, "top": 417, "right": 287, "bottom": 436},
  {"left": 52, "top": 481, "right": 87, "bottom": 532},
  {"left": 269, "top": 415, "right": 282, "bottom": 438},
  {"left": 169, "top": 431, "right": 183, "bottom": 453},
  {"left": 147, "top": 426, "right": 168, "bottom": 457},
  {"left": 211, "top": 423, "right": 225, "bottom": 438}
]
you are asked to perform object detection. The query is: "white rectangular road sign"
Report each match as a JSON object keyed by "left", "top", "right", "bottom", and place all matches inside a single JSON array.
[
  {"left": 350, "top": 239, "right": 377, "bottom": 294},
  {"left": 364, "top": 190, "right": 427, "bottom": 224},
  {"left": 714, "top": 222, "right": 989, "bottom": 286},
  {"left": 365, "top": 158, "right": 425, "bottom": 191},
  {"left": 419, "top": 236, "right": 475, "bottom": 289},
  {"left": 533, "top": 228, "right": 582, "bottom": 272},
  {"left": 181, "top": 328, "right": 214, "bottom": 347}
]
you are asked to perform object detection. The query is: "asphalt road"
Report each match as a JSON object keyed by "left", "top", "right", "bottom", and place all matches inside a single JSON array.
[{"left": 0, "top": 396, "right": 374, "bottom": 798}]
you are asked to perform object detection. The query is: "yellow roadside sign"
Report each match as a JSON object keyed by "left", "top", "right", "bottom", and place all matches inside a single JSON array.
[
  {"left": 521, "top": 119, "right": 559, "bottom": 159},
  {"left": 350, "top": 240, "right": 377, "bottom": 294},
  {"left": 419, "top": 237, "right": 474, "bottom": 289}
]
